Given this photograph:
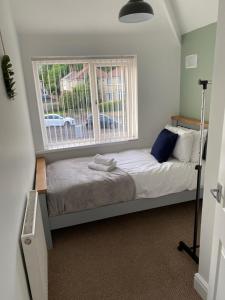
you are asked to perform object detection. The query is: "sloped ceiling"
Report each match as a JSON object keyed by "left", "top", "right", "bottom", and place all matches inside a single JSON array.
[{"left": 171, "top": 0, "right": 219, "bottom": 34}]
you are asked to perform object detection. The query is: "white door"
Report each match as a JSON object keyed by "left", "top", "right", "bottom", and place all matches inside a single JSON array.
[
  {"left": 207, "top": 0, "right": 225, "bottom": 298},
  {"left": 207, "top": 119, "right": 225, "bottom": 300}
]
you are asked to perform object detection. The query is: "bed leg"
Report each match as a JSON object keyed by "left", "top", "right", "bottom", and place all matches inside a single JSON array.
[{"left": 39, "top": 193, "right": 53, "bottom": 249}]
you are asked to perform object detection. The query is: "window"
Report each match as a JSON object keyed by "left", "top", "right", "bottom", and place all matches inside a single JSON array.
[{"left": 32, "top": 56, "right": 138, "bottom": 150}]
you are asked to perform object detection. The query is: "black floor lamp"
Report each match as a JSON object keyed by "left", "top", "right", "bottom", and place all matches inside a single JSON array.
[{"left": 177, "top": 79, "right": 212, "bottom": 264}]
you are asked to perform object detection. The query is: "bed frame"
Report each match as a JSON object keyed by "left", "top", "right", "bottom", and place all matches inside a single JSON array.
[{"left": 36, "top": 115, "right": 206, "bottom": 249}]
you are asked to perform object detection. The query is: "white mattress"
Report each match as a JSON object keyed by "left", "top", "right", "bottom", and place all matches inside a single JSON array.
[{"left": 104, "top": 149, "right": 204, "bottom": 199}]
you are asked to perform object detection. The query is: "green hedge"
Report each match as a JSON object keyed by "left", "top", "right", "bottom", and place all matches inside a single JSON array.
[{"left": 98, "top": 100, "right": 123, "bottom": 112}]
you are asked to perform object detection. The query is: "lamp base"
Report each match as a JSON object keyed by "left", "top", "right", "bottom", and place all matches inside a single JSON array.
[{"left": 177, "top": 241, "right": 199, "bottom": 264}]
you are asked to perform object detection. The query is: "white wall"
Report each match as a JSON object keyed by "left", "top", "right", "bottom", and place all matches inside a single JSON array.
[
  {"left": 19, "top": 24, "right": 181, "bottom": 162},
  {"left": 198, "top": 0, "right": 223, "bottom": 286},
  {"left": 0, "top": 0, "right": 35, "bottom": 299}
]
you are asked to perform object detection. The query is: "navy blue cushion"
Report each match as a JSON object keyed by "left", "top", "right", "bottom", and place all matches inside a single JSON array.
[{"left": 151, "top": 129, "right": 178, "bottom": 163}]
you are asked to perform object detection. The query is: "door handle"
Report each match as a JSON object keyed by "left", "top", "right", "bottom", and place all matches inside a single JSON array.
[{"left": 210, "top": 183, "right": 222, "bottom": 203}]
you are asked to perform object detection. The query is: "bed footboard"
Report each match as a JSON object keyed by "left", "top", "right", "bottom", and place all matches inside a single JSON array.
[{"left": 36, "top": 158, "right": 53, "bottom": 249}]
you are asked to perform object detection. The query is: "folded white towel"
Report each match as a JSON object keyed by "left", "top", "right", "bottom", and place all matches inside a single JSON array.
[
  {"left": 94, "top": 154, "right": 116, "bottom": 166},
  {"left": 88, "top": 161, "right": 117, "bottom": 172}
]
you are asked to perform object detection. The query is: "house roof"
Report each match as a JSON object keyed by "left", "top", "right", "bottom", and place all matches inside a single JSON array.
[
  {"left": 62, "top": 65, "right": 90, "bottom": 82},
  {"left": 61, "top": 66, "right": 123, "bottom": 82}
]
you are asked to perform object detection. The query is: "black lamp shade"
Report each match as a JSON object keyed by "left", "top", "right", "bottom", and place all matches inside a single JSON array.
[{"left": 119, "top": 0, "right": 154, "bottom": 23}]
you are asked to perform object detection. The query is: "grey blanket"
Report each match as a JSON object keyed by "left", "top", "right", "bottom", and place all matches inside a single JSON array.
[{"left": 47, "top": 158, "right": 136, "bottom": 217}]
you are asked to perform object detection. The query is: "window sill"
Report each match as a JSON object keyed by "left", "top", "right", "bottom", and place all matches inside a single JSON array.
[{"left": 36, "top": 138, "right": 139, "bottom": 155}]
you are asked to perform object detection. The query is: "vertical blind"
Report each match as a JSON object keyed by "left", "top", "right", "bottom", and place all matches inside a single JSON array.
[{"left": 32, "top": 56, "right": 138, "bottom": 150}]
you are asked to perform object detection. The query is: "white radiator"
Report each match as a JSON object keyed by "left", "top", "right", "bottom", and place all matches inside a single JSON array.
[{"left": 21, "top": 190, "right": 48, "bottom": 300}]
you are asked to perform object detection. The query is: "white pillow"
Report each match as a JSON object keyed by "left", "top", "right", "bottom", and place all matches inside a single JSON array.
[
  {"left": 176, "top": 126, "right": 208, "bottom": 163},
  {"left": 190, "top": 130, "right": 208, "bottom": 163},
  {"left": 165, "top": 125, "right": 194, "bottom": 162}
]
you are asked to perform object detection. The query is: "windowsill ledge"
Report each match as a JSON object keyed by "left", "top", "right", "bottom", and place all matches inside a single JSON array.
[{"left": 36, "top": 138, "right": 139, "bottom": 155}]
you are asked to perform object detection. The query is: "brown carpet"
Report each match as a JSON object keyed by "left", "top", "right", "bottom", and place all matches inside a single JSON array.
[{"left": 49, "top": 201, "right": 201, "bottom": 300}]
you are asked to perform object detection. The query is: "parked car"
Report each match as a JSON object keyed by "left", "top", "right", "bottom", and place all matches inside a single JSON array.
[
  {"left": 86, "top": 114, "right": 119, "bottom": 129},
  {"left": 42, "top": 94, "right": 51, "bottom": 101},
  {"left": 44, "top": 114, "right": 75, "bottom": 127}
]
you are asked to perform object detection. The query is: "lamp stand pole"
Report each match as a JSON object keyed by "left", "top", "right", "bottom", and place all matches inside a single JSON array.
[{"left": 177, "top": 79, "right": 212, "bottom": 264}]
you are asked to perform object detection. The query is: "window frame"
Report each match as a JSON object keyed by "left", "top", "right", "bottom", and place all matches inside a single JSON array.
[{"left": 32, "top": 56, "right": 138, "bottom": 151}]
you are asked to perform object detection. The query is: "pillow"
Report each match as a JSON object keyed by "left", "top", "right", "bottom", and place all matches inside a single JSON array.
[
  {"left": 165, "top": 125, "right": 194, "bottom": 162},
  {"left": 151, "top": 129, "right": 178, "bottom": 163},
  {"left": 177, "top": 126, "right": 194, "bottom": 134},
  {"left": 170, "top": 126, "right": 208, "bottom": 163},
  {"left": 166, "top": 124, "right": 194, "bottom": 135},
  {"left": 190, "top": 130, "right": 208, "bottom": 163}
]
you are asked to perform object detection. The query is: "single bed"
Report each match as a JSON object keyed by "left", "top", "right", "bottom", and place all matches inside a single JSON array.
[
  {"left": 36, "top": 115, "right": 208, "bottom": 249},
  {"left": 47, "top": 149, "right": 204, "bottom": 217}
]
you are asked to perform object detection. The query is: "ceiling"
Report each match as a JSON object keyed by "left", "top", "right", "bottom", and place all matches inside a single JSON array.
[
  {"left": 9, "top": 0, "right": 164, "bottom": 35},
  {"left": 9, "top": 0, "right": 219, "bottom": 35},
  {"left": 171, "top": 0, "right": 219, "bottom": 34}
]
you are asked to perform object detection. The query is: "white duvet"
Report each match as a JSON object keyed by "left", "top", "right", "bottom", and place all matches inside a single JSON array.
[{"left": 104, "top": 149, "right": 204, "bottom": 199}]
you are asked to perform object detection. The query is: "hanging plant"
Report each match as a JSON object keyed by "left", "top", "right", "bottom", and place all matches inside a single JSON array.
[{"left": 1, "top": 54, "right": 16, "bottom": 100}]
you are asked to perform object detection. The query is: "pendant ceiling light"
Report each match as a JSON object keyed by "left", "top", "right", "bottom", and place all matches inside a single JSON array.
[{"left": 119, "top": 0, "right": 154, "bottom": 23}]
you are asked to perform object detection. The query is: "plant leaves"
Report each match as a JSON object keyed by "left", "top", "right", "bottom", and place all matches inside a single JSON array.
[{"left": 1, "top": 55, "right": 16, "bottom": 99}]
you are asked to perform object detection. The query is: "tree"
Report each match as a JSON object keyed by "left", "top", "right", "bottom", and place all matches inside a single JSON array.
[
  {"left": 97, "top": 66, "right": 116, "bottom": 73},
  {"left": 60, "top": 83, "right": 91, "bottom": 113},
  {"left": 39, "top": 63, "right": 84, "bottom": 96}
]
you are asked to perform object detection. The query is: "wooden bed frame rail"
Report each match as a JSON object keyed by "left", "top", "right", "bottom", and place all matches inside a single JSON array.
[
  {"left": 35, "top": 115, "right": 206, "bottom": 249},
  {"left": 36, "top": 158, "right": 47, "bottom": 194},
  {"left": 35, "top": 158, "right": 53, "bottom": 248}
]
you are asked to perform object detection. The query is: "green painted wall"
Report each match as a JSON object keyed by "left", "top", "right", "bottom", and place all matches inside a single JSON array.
[{"left": 180, "top": 23, "right": 217, "bottom": 121}]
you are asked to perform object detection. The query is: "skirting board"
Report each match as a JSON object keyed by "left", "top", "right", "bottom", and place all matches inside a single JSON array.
[{"left": 194, "top": 273, "right": 208, "bottom": 300}]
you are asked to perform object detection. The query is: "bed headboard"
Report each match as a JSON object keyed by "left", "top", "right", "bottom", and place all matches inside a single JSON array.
[{"left": 171, "top": 115, "right": 209, "bottom": 129}]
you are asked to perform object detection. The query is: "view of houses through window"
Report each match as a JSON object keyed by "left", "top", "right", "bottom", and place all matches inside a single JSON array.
[{"left": 33, "top": 57, "right": 138, "bottom": 150}]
